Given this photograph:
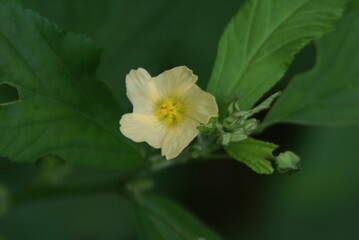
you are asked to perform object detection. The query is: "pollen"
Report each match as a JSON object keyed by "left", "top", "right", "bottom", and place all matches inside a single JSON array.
[{"left": 155, "top": 99, "right": 184, "bottom": 124}]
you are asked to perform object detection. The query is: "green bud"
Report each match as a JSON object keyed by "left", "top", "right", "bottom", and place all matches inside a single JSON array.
[
  {"left": 227, "top": 97, "right": 240, "bottom": 114},
  {"left": 199, "top": 92, "right": 281, "bottom": 150},
  {"left": 231, "top": 135, "right": 248, "bottom": 143},
  {"left": 218, "top": 132, "right": 232, "bottom": 145},
  {"left": 275, "top": 151, "right": 301, "bottom": 174}
]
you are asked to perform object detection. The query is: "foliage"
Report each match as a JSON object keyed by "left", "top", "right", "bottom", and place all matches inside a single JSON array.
[
  {"left": 0, "top": 0, "right": 358, "bottom": 239},
  {"left": 198, "top": 92, "right": 281, "bottom": 145},
  {"left": 224, "top": 138, "right": 278, "bottom": 174},
  {"left": 133, "top": 194, "right": 222, "bottom": 240},
  {"left": 0, "top": 1, "right": 141, "bottom": 168},
  {"left": 198, "top": 92, "right": 295, "bottom": 175},
  {"left": 262, "top": 10, "right": 359, "bottom": 127},
  {"left": 207, "top": 0, "right": 346, "bottom": 113}
]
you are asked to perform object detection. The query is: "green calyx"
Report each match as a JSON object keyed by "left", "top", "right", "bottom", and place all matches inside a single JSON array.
[{"left": 198, "top": 92, "right": 281, "bottom": 145}]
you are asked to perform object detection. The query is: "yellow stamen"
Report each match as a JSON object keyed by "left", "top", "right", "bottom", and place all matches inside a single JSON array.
[{"left": 155, "top": 99, "right": 184, "bottom": 124}]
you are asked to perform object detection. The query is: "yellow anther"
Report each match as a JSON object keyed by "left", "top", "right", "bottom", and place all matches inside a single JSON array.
[{"left": 155, "top": 99, "right": 184, "bottom": 124}]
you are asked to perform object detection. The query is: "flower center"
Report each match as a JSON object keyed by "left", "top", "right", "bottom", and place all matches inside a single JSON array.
[{"left": 155, "top": 99, "right": 184, "bottom": 124}]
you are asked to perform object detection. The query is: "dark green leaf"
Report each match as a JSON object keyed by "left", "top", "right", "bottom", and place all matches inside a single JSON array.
[
  {"left": 262, "top": 10, "right": 359, "bottom": 127},
  {"left": 21, "top": 0, "right": 244, "bottom": 112},
  {"left": 133, "top": 194, "right": 223, "bottom": 240},
  {"left": 207, "top": 0, "right": 346, "bottom": 113},
  {"left": 0, "top": 1, "right": 141, "bottom": 168},
  {"left": 224, "top": 137, "right": 278, "bottom": 174}
]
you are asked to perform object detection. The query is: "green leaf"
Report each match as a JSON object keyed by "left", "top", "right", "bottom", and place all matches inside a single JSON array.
[
  {"left": 275, "top": 151, "right": 301, "bottom": 174},
  {"left": 133, "top": 194, "right": 223, "bottom": 240},
  {"left": 224, "top": 137, "right": 278, "bottom": 174},
  {"left": 0, "top": 1, "right": 141, "bottom": 168},
  {"left": 207, "top": 0, "right": 346, "bottom": 113},
  {"left": 262, "top": 10, "right": 359, "bottom": 127},
  {"left": 21, "top": 0, "right": 245, "bottom": 112}
]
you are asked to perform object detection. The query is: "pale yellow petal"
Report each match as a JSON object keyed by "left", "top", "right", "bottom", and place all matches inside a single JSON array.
[
  {"left": 119, "top": 113, "right": 167, "bottom": 149},
  {"left": 152, "top": 66, "right": 198, "bottom": 99},
  {"left": 161, "top": 117, "right": 199, "bottom": 160},
  {"left": 181, "top": 85, "right": 218, "bottom": 124},
  {"left": 126, "top": 68, "right": 160, "bottom": 114}
]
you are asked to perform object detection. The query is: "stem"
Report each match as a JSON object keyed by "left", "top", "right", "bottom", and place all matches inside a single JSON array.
[
  {"left": 11, "top": 179, "right": 123, "bottom": 206},
  {"left": 10, "top": 165, "right": 149, "bottom": 206},
  {"left": 9, "top": 150, "right": 226, "bottom": 207}
]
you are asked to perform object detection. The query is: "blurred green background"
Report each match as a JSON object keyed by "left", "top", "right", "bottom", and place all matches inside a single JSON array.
[{"left": 1, "top": 0, "right": 358, "bottom": 239}]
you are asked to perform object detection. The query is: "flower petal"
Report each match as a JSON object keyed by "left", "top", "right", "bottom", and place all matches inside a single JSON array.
[
  {"left": 126, "top": 68, "right": 160, "bottom": 114},
  {"left": 181, "top": 84, "right": 218, "bottom": 124},
  {"left": 119, "top": 113, "right": 167, "bottom": 149},
  {"left": 161, "top": 117, "right": 199, "bottom": 160},
  {"left": 152, "top": 66, "right": 198, "bottom": 99}
]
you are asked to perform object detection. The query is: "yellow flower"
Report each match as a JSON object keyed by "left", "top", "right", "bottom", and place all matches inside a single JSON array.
[{"left": 119, "top": 66, "right": 218, "bottom": 160}]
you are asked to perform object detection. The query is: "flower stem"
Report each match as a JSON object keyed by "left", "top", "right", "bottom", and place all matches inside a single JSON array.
[
  {"left": 10, "top": 179, "right": 124, "bottom": 206},
  {"left": 8, "top": 152, "right": 227, "bottom": 207}
]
